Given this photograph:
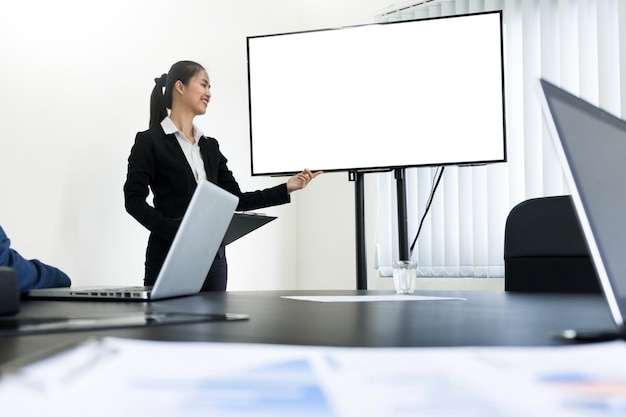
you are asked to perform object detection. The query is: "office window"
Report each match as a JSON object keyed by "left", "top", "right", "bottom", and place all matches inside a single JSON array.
[{"left": 375, "top": 0, "right": 624, "bottom": 278}]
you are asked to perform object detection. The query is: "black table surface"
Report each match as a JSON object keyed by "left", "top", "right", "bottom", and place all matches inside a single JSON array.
[{"left": 0, "top": 290, "right": 618, "bottom": 367}]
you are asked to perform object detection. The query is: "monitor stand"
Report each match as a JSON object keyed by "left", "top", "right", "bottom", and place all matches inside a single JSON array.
[{"left": 351, "top": 168, "right": 410, "bottom": 290}]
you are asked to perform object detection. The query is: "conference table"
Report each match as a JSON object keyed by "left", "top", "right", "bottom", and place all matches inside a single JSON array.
[{"left": 0, "top": 289, "right": 618, "bottom": 367}]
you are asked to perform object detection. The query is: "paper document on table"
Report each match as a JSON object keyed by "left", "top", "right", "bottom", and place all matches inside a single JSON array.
[
  {"left": 281, "top": 294, "right": 466, "bottom": 302},
  {"left": 2, "top": 337, "right": 626, "bottom": 416}
]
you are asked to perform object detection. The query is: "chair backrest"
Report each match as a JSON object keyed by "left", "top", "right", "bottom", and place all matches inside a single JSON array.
[
  {"left": 504, "top": 195, "right": 601, "bottom": 293},
  {"left": 0, "top": 267, "right": 19, "bottom": 315}
]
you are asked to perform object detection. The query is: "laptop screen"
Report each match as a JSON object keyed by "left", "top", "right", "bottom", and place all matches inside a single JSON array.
[{"left": 540, "top": 79, "right": 626, "bottom": 327}]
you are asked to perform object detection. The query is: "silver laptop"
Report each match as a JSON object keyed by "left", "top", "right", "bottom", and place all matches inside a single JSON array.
[
  {"left": 539, "top": 78, "right": 626, "bottom": 338},
  {"left": 28, "top": 180, "right": 239, "bottom": 301}
]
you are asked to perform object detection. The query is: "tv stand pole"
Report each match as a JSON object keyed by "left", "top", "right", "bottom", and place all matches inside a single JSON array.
[
  {"left": 352, "top": 171, "right": 367, "bottom": 290},
  {"left": 395, "top": 168, "right": 410, "bottom": 261}
]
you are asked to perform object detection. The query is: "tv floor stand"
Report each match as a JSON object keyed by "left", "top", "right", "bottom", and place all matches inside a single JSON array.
[{"left": 351, "top": 168, "right": 410, "bottom": 290}]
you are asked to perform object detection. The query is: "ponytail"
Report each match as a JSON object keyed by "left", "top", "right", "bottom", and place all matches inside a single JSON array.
[{"left": 149, "top": 73, "right": 168, "bottom": 129}]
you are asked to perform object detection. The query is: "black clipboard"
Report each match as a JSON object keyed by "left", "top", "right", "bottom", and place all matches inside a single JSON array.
[{"left": 223, "top": 213, "right": 277, "bottom": 245}]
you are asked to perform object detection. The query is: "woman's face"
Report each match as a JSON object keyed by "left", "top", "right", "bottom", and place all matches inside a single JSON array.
[{"left": 179, "top": 70, "right": 211, "bottom": 115}]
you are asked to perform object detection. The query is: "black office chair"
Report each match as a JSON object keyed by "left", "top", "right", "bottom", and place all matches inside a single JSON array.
[
  {"left": 504, "top": 195, "right": 601, "bottom": 293},
  {"left": 0, "top": 267, "right": 19, "bottom": 315}
]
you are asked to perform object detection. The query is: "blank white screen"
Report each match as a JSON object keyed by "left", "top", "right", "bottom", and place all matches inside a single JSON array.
[{"left": 247, "top": 12, "right": 506, "bottom": 175}]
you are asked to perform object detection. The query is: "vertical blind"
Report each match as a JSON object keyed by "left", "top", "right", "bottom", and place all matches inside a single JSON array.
[{"left": 374, "top": 0, "right": 624, "bottom": 278}]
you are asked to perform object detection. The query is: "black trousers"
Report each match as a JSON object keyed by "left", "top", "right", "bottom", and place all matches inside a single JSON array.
[{"left": 144, "top": 234, "right": 228, "bottom": 292}]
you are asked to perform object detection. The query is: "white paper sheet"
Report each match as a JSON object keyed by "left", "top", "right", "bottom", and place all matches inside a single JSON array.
[{"left": 280, "top": 295, "right": 467, "bottom": 302}]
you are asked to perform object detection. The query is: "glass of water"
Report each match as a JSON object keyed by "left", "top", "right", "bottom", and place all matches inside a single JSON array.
[{"left": 393, "top": 260, "right": 417, "bottom": 294}]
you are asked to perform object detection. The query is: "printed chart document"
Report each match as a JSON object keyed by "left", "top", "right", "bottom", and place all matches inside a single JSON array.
[{"left": 2, "top": 337, "right": 626, "bottom": 416}]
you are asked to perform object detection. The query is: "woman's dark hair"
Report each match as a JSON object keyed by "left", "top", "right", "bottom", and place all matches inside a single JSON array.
[{"left": 149, "top": 60, "right": 205, "bottom": 129}]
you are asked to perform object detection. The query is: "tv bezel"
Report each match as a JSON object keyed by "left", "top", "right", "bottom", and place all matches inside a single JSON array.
[{"left": 246, "top": 10, "right": 507, "bottom": 177}]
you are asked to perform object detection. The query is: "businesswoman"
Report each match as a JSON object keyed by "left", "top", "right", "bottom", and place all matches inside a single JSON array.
[{"left": 124, "top": 60, "right": 321, "bottom": 291}]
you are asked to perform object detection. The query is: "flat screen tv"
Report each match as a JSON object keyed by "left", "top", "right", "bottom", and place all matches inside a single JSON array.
[{"left": 246, "top": 11, "right": 506, "bottom": 176}]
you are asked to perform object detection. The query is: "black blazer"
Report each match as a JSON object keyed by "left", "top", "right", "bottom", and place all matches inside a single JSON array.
[{"left": 123, "top": 125, "right": 290, "bottom": 245}]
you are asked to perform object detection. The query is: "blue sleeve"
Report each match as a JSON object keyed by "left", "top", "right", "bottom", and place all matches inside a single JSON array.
[{"left": 0, "top": 226, "right": 71, "bottom": 293}]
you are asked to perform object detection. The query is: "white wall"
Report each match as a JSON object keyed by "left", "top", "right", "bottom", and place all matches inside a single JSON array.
[{"left": 0, "top": 0, "right": 393, "bottom": 290}]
